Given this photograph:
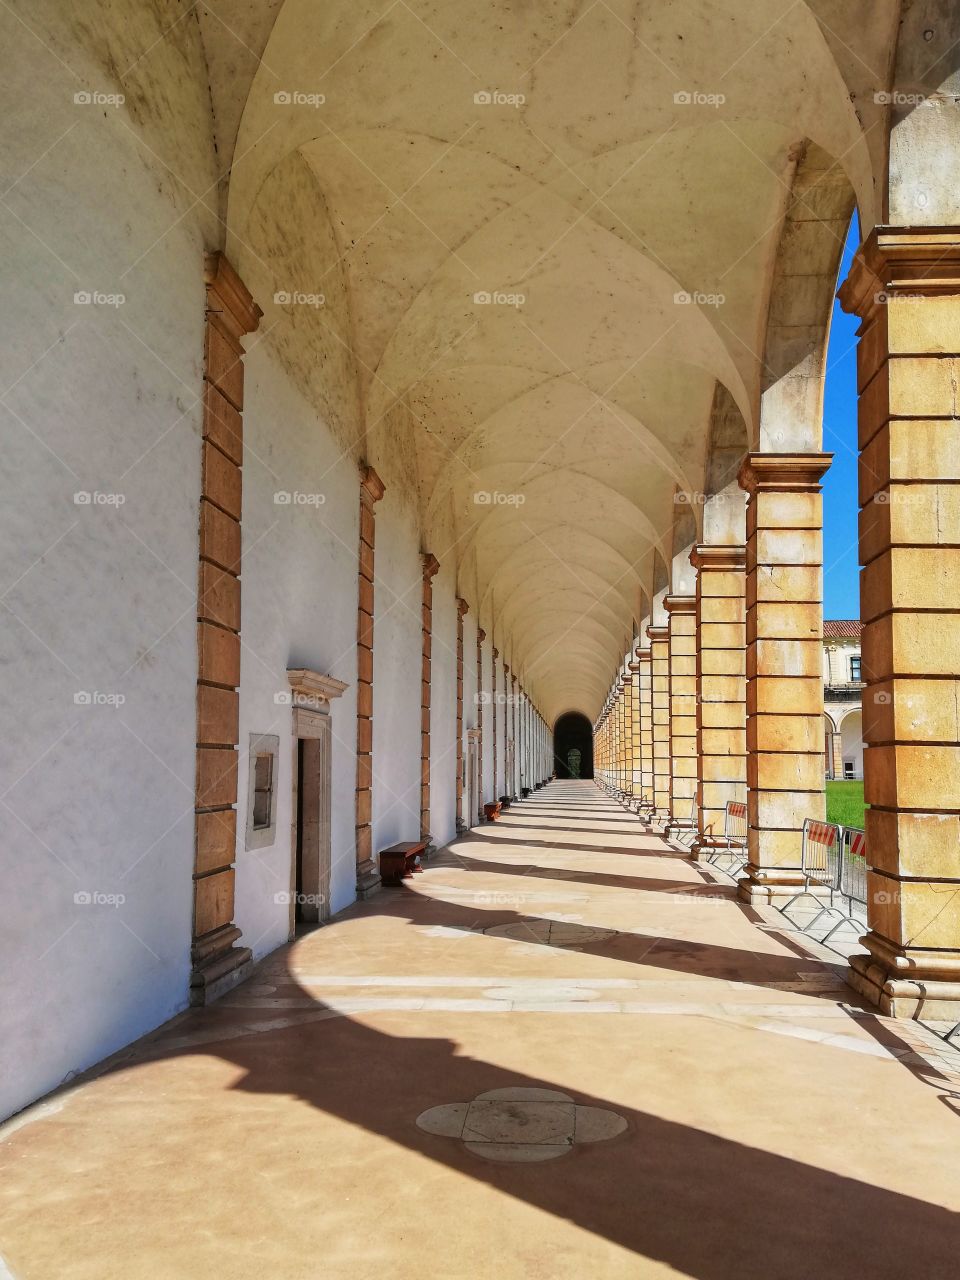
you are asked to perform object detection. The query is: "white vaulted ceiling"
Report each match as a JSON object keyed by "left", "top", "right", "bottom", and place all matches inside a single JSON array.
[{"left": 198, "top": 0, "right": 893, "bottom": 721}]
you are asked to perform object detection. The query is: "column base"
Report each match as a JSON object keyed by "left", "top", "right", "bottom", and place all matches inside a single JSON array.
[
  {"left": 357, "top": 858, "right": 382, "bottom": 899},
  {"left": 689, "top": 834, "right": 727, "bottom": 862},
  {"left": 848, "top": 935, "right": 960, "bottom": 1020},
  {"left": 190, "top": 925, "right": 253, "bottom": 1006},
  {"left": 736, "top": 868, "right": 806, "bottom": 907}
]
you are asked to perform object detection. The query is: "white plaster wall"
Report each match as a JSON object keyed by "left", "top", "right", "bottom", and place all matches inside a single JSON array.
[
  {"left": 371, "top": 490, "right": 422, "bottom": 851},
  {"left": 0, "top": 8, "right": 217, "bottom": 1118},
  {"left": 428, "top": 564, "right": 458, "bottom": 850},
  {"left": 232, "top": 346, "right": 361, "bottom": 958}
]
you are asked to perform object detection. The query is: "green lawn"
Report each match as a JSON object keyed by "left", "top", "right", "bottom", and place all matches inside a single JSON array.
[{"left": 826, "top": 780, "right": 866, "bottom": 829}]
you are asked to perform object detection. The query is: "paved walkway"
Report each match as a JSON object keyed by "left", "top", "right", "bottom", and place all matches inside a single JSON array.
[{"left": 3, "top": 781, "right": 960, "bottom": 1278}]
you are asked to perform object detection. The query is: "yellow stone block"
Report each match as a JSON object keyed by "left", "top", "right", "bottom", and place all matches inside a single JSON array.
[
  {"left": 888, "top": 355, "right": 960, "bottom": 417},
  {"left": 888, "top": 295, "right": 960, "bottom": 356},
  {"left": 864, "top": 744, "right": 960, "bottom": 809},
  {"left": 746, "top": 715, "right": 823, "bottom": 753},
  {"left": 867, "top": 809, "right": 960, "bottom": 878},
  {"left": 748, "top": 639, "right": 821, "bottom": 678},
  {"left": 747, "top": 676, "right": 822, "bottom": 715},
  {"left": 753, "top": 490, "right": 822, "bottom": 530},
  {"left": 748, "top": 751, "right": 825, "bottom": 791},
  {"left": 747, "top": 564, "right": 821, "bottom": 605},
  {"left": 750, "top": 601, "right": 822, "bottom": 640},
  {"left": 755, "top": 528, "right": 822, "bottom": 567},
  {"left": 867, "top": 873, "right": 960, "bottom": 950}
]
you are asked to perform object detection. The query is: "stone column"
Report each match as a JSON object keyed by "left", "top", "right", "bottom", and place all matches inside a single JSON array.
[
  {"left": 476, "top": 628, "right": 486, "bottom": 820},
  {"left": 630, "top": 657, "right": 642, "bottom": 797},
  {"left": 622, "top": 672, "right": 635, "bottom": 797},
  {"left": 690, "top": 545, "right": 747, "bottom": 858},
  {"left": 738, "top": 453, "right": 831, "bottom": 904},
  {"left": 191, "top": 252, "right": 261, "bottom": 1005},
  {"left": 840, "top": 227, "right": 960, "bottom": 1017},
  {"left": 419, "top": 554, "right": 440, "bottom": 841},
  {"left": 503, "top": 663, "right": 512, "bottom": 798},
  {"left": 491, "top": 647, "right": 499, "bottom": 801},
  {"left": 355, "top": 464, "right": 386, "bottom": 897},
  {"left": 455, "top": 598, "right": 468, "bottom": 831},
  {"left": 637, "top": 646, "right": 654, "bottom": 808},
  {"left": 665, "top": 596, "right": 698, "bottom": 829},
  {"left": 648, "top": 625, "right": 671, "bottom": 819}
]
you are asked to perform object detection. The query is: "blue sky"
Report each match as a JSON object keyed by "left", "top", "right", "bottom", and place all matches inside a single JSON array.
[{"left": 821, "top": 216, "right": 861, "bottom": 619}]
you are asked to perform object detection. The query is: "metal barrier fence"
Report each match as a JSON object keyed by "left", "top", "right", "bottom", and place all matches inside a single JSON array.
[
  {"left": 706, "top": 800, "right": 748, "bottom": 874},
  {"left": 666, "top": 795, "right": 698, "bottom": 847}
]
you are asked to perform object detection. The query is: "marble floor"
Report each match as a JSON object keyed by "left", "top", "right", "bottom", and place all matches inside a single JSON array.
[{"left": 3, "top": 781, "right": 960, "bottom": 1278}]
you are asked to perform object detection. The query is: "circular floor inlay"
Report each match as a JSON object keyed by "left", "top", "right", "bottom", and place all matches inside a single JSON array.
[{"left": 416, "top": 1087, "right": 627, "bottom": 1162}]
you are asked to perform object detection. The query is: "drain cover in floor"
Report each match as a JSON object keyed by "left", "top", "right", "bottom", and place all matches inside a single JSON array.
[{"left": 416, "top": 1087, "right": 627, "bottom": 1162}]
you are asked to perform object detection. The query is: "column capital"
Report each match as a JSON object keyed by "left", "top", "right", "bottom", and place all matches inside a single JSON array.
[
  {"left": 477, "top": 628, "right": 486, "bottom": 643},
  {"left": 492, "top": 647, "right": 499, "bottom": 659},
  {"left": 646, "top": 624, "right": 668, "bottom": 641},
  {"left": 421, "top": 552, "right": 440, "bottom": 580},
  {"left": 635, "top": 646, "right": 651, "bottom": 661},
  {"left": 690, "top": 543, "right": 745, "bottom": 571},
  {"left": 456, "top": 597, "right": 470, "bottom": 617},
  {"left": 738, "top": 452, "right": 831, "bottom": 494},
  {"left": 359, "top": 464, "right": 386, "bottom": 506},
  {"left": 838, "top": 225, "right": 960, "bottom": 322},
  {"left": 204, "top": 251, "right": 262, "bottom": 338},
  {"left": 628, "top": 660, "right": 640, "bottom": 673},
  {"left": 663, "top": 594, "right": 696, "bottom": 615}
]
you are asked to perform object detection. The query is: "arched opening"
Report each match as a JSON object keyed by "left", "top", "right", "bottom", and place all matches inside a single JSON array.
[{"left": 554, "top": 712, "right": 594, "bottom": 779}]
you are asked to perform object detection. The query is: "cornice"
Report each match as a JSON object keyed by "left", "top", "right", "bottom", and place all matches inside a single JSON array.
[
  {"left": 839, "top": 225, "right": 960, "bottom": 322},
  {"left": 359, "top": 464, "right": 386, "bottom": 506},
  {"left": 690, "top": 543, "right": 746, "bottom": 571},
  {"left": 738, "top": 452, "right": 832, "bottom": 494}
]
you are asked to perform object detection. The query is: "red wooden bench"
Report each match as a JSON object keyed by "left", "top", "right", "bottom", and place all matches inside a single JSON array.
[{"left": 378, "top": 840, "right": 428, "bottom": 886}]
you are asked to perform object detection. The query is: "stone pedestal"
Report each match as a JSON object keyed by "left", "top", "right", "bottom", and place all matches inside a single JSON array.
[
  {"left": 690, "top": 545, "right": 746, "bottom": 859},
  {"left": 737, "top": 453, "right": 831, "bottom": 904},
  {"left": 840, "top": 226, "right": 960, "bottom": 1017}
]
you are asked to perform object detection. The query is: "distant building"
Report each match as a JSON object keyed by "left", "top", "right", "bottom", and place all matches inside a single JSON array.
[{"left": 823, "top": 620, "right": 863, "bottom": 780}]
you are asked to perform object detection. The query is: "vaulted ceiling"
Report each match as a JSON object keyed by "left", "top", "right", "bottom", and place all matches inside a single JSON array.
[{"left": 197, "top": 0, "right": 896, "bottom": 721}]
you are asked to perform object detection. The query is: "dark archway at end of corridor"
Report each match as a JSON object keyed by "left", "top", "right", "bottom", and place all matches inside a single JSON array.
[{"left": 554, "top": 712, "right": 594, "bottom": 779}]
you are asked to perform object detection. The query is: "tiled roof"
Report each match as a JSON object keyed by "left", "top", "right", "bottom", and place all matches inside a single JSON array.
[{"left": 823, "top": 619, "right": 862, "bottom": 639}]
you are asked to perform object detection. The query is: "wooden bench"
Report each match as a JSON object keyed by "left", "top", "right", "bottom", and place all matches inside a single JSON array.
[{"left": 378, "top": 839, "right": 428, "bottom": 886}]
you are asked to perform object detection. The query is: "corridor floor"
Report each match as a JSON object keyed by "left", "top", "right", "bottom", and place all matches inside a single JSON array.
[{"left": 3, "top": 781, "right": 960, "bottom": 1279}]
